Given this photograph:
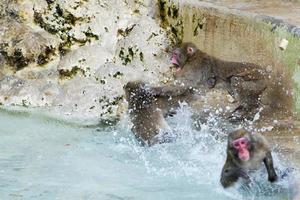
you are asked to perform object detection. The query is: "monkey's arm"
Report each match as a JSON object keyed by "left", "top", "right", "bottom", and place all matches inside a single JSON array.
[
  {"left": 263, "top": 151, "right": 278, "bottom": 182},
  {"left": 151, "top": 84, "right": 191, "bottom": 97},
  {"left": 220, "top": 156, "right": 250, "bottom": 188}
]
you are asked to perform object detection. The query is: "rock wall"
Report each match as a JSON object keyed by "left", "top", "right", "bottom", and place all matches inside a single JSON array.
[{"left": 0, "top": 0, "right": 173, "bottom": 124}]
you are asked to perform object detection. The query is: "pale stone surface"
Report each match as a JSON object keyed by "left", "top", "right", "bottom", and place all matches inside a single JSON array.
[
  {"left": 0, "top": 18, "right": 59, "bottom": 71},
  {"left": 0, "top": 0, "right": 172, "bottom": 122}
]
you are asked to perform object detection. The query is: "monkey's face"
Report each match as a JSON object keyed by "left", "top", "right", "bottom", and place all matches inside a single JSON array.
[
  {"left": 231, "top": 136, "right": 250, "bottom": 161},
  {"left": 171, "top": 43, "right": 197, "bottom": 71}
]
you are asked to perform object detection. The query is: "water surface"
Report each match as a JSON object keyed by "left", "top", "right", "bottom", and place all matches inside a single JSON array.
[{"left": 0, "top": 107, "right": 294, "bottom": 200}]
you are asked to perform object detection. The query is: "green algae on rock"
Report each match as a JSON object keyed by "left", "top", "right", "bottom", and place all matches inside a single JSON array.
[
  {"left": 58, "top": 66, "right": 85, "bottom": 80},
  {"left": 118, "top": 46, "right": 144, "bottom": 65}
]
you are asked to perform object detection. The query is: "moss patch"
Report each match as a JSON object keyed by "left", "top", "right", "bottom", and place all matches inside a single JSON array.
[
  {"left": 157, "top": 0, "right": 183, "bottom": 44},
  {"left": 117, "top": 24, "right": 136, "bottom": 37},
  {"left": 6, "top": 49, "right": 29, "bottom": 71},
  {"left": 33, "top": 2, "right": 98, "bottom": 56},
  {"left": 118, "top": 45, "right": 144, "bottom": 65},
  {"left": 37, "top": 45, "right": 56, "bottom": 66},
  {"left": 59, "top": 66, "right": 85, "bottom": 80},
  {"left": 98, "top": 95, "right": 123, "bottom": 117}
]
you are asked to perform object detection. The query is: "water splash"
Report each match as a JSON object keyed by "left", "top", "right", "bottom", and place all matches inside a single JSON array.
[{"left": 0, "top": 107, "right": 295, "bottom": 200}]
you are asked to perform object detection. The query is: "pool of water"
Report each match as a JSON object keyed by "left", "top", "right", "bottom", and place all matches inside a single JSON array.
[{"left": 0, "top": 106, "right": 295, "bottom": 200}]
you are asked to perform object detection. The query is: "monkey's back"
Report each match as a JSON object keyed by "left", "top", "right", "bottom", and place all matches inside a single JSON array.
[
  {"left": 124, "top": 81, "right": 172, "bottom": 146},
  {"left": 214, "top": 59, "right": 266, "bottom": 81},
  {"left": 175, "top": 51, "right": 215, "bottom": 86},
  {"left": 129, "top": 101, "right": 170, "bottom": 146}
]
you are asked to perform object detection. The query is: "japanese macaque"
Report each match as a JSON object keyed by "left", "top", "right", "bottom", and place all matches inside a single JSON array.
[
  {"left": 124, "top": 81, "right": 174, "bottom": 146},
  {"left": 220, "top": 129, "right": 278, "bottom": 188},
  {"left": 168, "top": 42, "right": 268, "bottom": 120},
  {"left": 171, "top": 43, "right": 217, "bottom": 89}
]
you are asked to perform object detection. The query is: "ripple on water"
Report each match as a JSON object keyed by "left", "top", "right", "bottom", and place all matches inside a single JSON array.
[{"left": 0, "top": 107, "right": 295, "bottom": 200}]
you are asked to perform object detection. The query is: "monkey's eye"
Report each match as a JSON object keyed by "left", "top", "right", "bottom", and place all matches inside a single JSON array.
[
  {"left": 233, "top": 141, "right": 239, "bottom": 148},
  {"left": 240, "top": 138, "right": 249, "bottom": 146}
]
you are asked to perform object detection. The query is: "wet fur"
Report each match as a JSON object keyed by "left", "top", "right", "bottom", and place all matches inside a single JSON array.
[
  {"left": 171, "top": 42, "right": 269, "bottom": 121},
  {"left": 124, "top": 81, "right": 171, "bottom": 146},
  {"left": 220, "top": 128, "right": 277, "bottom": 188}
]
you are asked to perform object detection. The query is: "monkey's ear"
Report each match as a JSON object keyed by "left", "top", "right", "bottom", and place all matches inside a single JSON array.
[{"left": 187, "top": 46, "right": 195, "bottom": 55}]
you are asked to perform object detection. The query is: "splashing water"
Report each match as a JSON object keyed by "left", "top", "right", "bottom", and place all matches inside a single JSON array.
[{"left": 0, "top": 106, "right": 295, "bottom": 200}]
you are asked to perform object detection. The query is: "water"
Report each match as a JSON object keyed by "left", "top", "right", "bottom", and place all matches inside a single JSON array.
[{"left": 0, "top": 106, "right": 295, "bottom": 200}]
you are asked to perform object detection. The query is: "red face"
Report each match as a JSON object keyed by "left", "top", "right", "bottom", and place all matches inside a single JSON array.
[
  {"left": 171, "top": 45, "right": 195, "bottom": 71},
  {"left": 171, "top": 51, "right": 180, "bottom": 67},
  {"left": 232, "top": 137, "right": 250, "bottom": 161}
]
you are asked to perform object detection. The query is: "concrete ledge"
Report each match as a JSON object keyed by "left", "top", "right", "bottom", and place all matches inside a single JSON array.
[{"left": 258, "top": 15, "right": 300, "bottom": 38}]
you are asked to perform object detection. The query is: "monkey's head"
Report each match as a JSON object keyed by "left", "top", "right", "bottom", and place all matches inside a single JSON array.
[
  {"left": 171, "top": 42, "right": 198, "bottom": 71},
  {"left": 123, "top": 81, "right": 155, "bottom": 108},
  {"left": 123, "top": 81, "right": 149, "bottom": 101},
  {"left": 228, "top": 129, "right": 252, "bottom": 162}
]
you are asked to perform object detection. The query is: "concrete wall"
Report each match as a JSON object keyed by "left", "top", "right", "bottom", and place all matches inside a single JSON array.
[{"left": 159, "top": 0, "right": 300, "bottom": 117}]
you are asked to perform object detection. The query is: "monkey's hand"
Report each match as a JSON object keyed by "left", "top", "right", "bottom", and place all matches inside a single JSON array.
[
  {"left": 264, "top": 152, "right": 278, "bottom": 183},
  {"left": 206, "top": 77, "right": 216, "bottom": 89},
  {"left": 268, "top": 174, "right": 278, "bottom": 182}
]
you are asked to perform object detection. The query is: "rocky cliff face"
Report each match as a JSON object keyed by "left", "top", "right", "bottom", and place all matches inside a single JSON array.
[
  {"left": 0, "top": 0, "right": 173, "bottom": 123},
  {"left": 1, "top": 0, "right": 300, "bottom": 125}
]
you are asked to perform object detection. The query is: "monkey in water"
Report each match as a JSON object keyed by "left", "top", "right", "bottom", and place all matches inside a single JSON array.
[
  {"left": 124, "top": 81, "right": 175, "bottom": 146},
  {"left": 220, "top": 128, "right": 278, "bottom": 188},
  {"left": 169, "top": 42, "right": 268, "bottom": 120}
]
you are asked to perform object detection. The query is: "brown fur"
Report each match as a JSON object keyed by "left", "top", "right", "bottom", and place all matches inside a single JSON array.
[
  {"left": 220, "top": 128, "right": 277, "bottom": 188},
  {"left": 124, "top": 81, "right": 172, "bottom": 146},
  {"left": 169, "top": 42, "right": 272, "bottom": 121}
]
